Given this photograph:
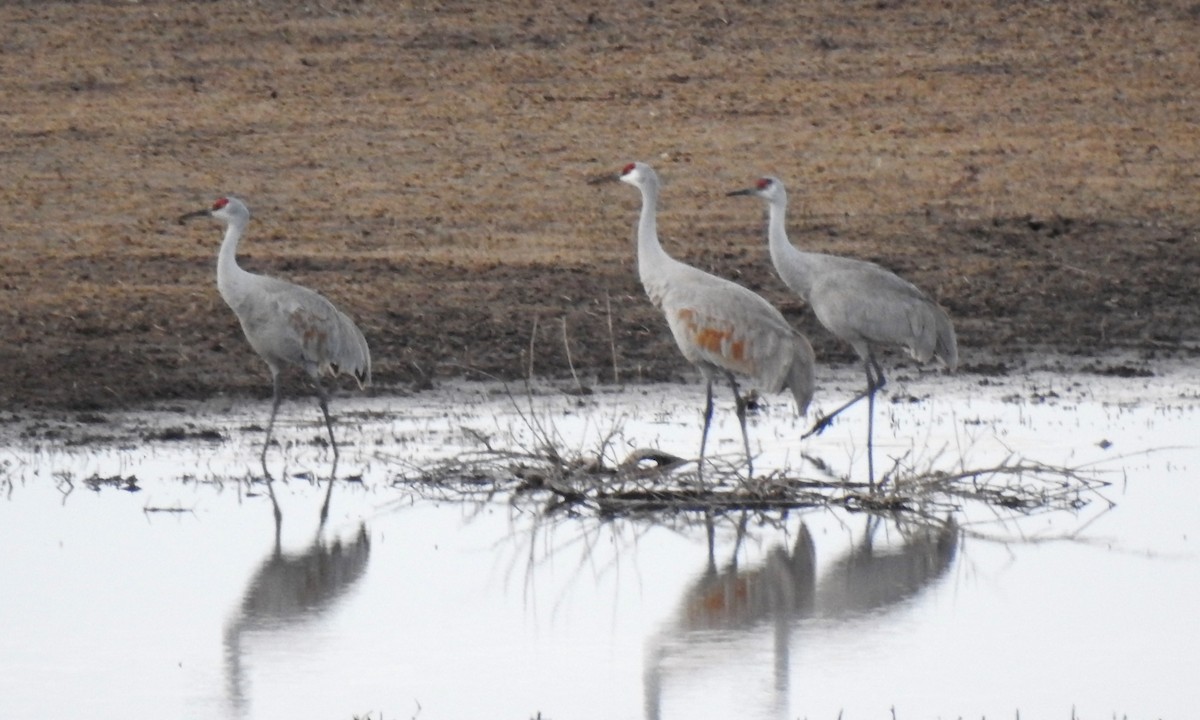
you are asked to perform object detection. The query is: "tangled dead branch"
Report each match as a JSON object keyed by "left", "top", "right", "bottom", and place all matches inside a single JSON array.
[{"left": 388, "top": 390, "right": 1113, "bottom": 529}]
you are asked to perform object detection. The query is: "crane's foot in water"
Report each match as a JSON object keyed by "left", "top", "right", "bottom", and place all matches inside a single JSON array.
[{"left": 802, "top": 413, "right": 837, "bottom": 439}]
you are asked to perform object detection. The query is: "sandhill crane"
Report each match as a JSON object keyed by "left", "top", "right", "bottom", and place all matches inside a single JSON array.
[
  {"left": 728, "top": 176, "right": 957, "bottom": 489},
  {"left": 179, "top": 196, "right": 371, "bottom": 522},
  {"left": 613, "top": 162, "right": 815, "bottom": 480}
]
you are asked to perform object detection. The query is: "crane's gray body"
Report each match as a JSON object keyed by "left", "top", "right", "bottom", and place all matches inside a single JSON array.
[
  {"left": 742, "top": 177, "right": 956, "bottom": 374},
  {"left": 622, "top": 162, "right": 815, "bottom": 415},
  {"left": 213, "top": 198, "right": 371, "bottom": 388},
  {"left": 772, "top": 247, "right": 957, "bottom": 371},
  {"left": 642, "top": 255, "right": 815, "bottom": 414},
  {"left": 219, "top": 268, "right": 371, "bottom": 388}
]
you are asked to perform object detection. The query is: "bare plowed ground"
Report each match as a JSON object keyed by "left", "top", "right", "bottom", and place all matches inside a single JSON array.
[{"left": 2, "top": 0, "right": 1197, "bottom": 411}]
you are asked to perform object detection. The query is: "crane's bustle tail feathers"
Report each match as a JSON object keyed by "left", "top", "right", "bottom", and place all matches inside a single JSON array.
[
  {"left": 933, "top": 305, "right": 958, "bottom": 372},
  {"left": 787, "top": 337, "right": 816, "bottom": 415},
  {"left": 322, "top": 308, "right": 371, "bottom": 388}
]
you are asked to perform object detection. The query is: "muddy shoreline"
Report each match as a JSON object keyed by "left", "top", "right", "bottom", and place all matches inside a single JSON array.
[{"left": 2, "top": 1, "right": 1197, "bottom": 412}]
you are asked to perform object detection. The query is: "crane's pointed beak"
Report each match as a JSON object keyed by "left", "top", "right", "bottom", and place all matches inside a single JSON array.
[
  {"left": 726, "top": 188, "right": 756, "bottom": 197},
  {"left": 177, "top": 208, "right": 210, "bottom": 225},
  {"left": 586, "top": 171, "right": 621, "bottom": 186}
]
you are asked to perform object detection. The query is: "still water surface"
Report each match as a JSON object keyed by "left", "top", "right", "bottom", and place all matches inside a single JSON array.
[{"left": 1, "top": 363, "right": 1196, "bottom": 719}]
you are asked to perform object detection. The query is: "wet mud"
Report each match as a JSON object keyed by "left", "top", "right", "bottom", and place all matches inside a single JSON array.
[{"left": 2, "top": 1, "right": 1197, "bottom": 413}]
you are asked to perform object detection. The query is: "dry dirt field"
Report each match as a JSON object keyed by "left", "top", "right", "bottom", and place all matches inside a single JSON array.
[{"left": 2, "top": 0, "right": 1198, "bottom": 411}]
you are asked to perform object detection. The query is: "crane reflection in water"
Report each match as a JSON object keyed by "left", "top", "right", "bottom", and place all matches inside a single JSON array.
[
  {"left": 644, "top": 515, "right": 959, "bottom": 720},
  {"left": 223, "top": 518, "right": 371, "bottom": 717}
]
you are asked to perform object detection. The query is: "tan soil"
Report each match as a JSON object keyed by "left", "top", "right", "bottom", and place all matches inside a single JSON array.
[{"left": 2, "top": 0, "right": 1197, "bottom": 411}]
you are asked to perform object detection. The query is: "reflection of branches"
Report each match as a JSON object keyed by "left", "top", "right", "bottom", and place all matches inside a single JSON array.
[
  {"left": 54, "top": 471, "right": 74, "bottom": 504},
  {"left": 51, "top": 471, "right": 145, "bottom": 504},
  {"left": 391, "top": 430, "right": 1110, "bottom": 641},
  {"left": 498, "top": 510, "right": 663, "bottom": 619},
  {"left": 0, "top": 458, "right": 12, "bottom": 499},
  {"left": 381, "top": 381, "right": 1115, "bottom": 627}
]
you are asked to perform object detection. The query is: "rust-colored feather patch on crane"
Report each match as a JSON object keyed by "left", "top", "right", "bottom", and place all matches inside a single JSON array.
[
  {"left": 676, "top": 308, "right": 754, "bottom": 371},
  {"left": 289, "top": 308, "right": 329, "bottom": 355}
]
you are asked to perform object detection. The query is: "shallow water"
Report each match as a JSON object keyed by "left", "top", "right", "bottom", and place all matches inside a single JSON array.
[{"left": 1, "top": 362, "right": 1197, "bottom": 720}]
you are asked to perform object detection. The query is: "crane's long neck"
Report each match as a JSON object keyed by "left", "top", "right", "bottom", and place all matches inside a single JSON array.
[
  {"left": 635, "top": 180, "right": 674, "bottom": 288},
  {"left": 216, "top": 219, "right": 254, "bottom": 304},
  {"left": 767, "top": 197, "right": 815, "bottom": 300}
]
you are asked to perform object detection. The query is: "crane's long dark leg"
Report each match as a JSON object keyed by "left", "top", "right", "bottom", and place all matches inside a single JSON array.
[
  {"left": 263, "top": 371, "right": 283, "bottom": 524},
  {"left": 866, "top": 381, "right": 877, "bottom": 492},
  {"left": 726, "top": 372, "right": 754, "bottom": 480},
  {"left": 801, "top": 353, "right": 889, "bottom": 441},
  {"left": 802, "top": 355, "right": 885, "bottom": 439},
  {"left": 312, "top": 376, "right": 339, "bottom": 525},
  {"left": 731, "top": 511, "right": 750, "bottom": 561},
  {"left": 705, "top": 511, "right": 716, "bottom": 569},
  {"left": 864, "top": 355, "right": 886, "bottom": 493},
  {"left": 801, "top": 392, "right": 863, "bottom": 439},
  {"left": 866, "top": 354, "right": 887, "bottom": 395},
  {"left": 698, "top": 378, "right": 715, "bottom": 481}
]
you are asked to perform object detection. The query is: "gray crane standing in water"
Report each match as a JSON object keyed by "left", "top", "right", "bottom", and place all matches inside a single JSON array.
[
  {"left": 179, "top": 196, "right": 371, "bottom": 522},
  {"left": 614, "top": 163, "right": 815, "bottom": 480},
  {"left": 728, "top": 176, "right": 957, "bottom": 490}
]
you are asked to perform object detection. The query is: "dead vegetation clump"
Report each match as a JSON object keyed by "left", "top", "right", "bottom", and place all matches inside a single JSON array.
[{"left": 389, "top": 385, "right": 1113, "bottom": 528}]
